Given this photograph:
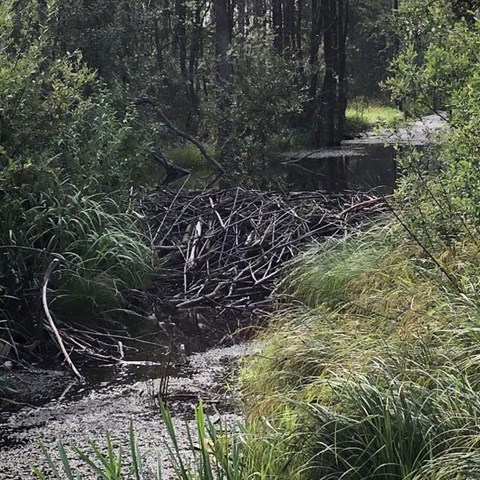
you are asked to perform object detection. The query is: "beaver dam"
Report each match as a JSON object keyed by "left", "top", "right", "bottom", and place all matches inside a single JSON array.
[
  {"left": 143, "top": 187, "right": 389, "bottom": 314},
  {"left": 1, "top": 113, "right": 449, "bottom": 477}
]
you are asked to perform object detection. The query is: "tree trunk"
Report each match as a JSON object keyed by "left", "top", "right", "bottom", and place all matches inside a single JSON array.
[
  {"left": 214, "top": 0, "right": 232, "bottom": 160},
  {"left": 214, "top": 0, "right": 232, "bottom": 87},
  {"left": 334, "top": 0, "right": 348, "bottom": 144},
  {"left": 154, "top": 0, "right": 171, "bottom": 76},
  {"left": 282, "top": 0, "right": 295, "bottom": 50},
  {"left": 237, "top": 0, "right": 246, "bottom": 35},
  {"left": 272, "top": 0, "right": 283, "bottom": 52},
  {"left": 313, "top": 0, "right": 349, "bottom": 147},
  {"left": 307, "top": 0, "right": 322, "bottom": 119},
  {"left": 319, "top": 0, "right": 336, "bottom": 146},
  {"left": 175, "top": 0, "right": 187, "bottom": 84},
  {"left": 188, "top": 0, "right": 203, "bottom": 108}
]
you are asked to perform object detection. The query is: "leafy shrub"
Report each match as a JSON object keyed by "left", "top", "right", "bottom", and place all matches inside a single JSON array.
[
  {"left": 0, "top": 1, "right": 156, "bottom": 356},
  {"left": 387, "top": 7, "right": 480, "bottom": 245}
]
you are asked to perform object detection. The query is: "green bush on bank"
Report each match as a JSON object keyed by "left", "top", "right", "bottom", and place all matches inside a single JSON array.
[{"left": 0, "top": 2, "right": 156, "bottom": 357}]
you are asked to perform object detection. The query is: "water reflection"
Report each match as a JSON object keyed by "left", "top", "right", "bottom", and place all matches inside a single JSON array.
[
  {"left": 171, "top": 142, "right": 401, "bottom": 193},
  {"left": 284, "top": 144, "right": 397, "bottom": 193}
]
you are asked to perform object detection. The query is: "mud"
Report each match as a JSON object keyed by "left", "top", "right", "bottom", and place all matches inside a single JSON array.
[{"left": 0, "top": 343, "right": 255, "bottom": 479}]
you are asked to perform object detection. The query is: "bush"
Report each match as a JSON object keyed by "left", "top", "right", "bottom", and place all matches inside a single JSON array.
[
  {"left": 0, "top": 1, "right": 156, "bottom": 357},
  {"left": 387, "top": 7, "right": 480, "bottom": 244},
  {"left": 0, "top": 180, "right": 154, "bottom": 351}
]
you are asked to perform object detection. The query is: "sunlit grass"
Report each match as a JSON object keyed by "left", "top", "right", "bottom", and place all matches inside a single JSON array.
[
  {"left": 241, "top": 221, "right": 480, "bottom": 479},
  {"left": 346, "top": 102, "right": 404, "bottom": 134}
]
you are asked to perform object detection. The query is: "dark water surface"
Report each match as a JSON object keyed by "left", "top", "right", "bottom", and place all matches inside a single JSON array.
[{"left": 283, "top": 143, "right": 397, "bottom": 193}]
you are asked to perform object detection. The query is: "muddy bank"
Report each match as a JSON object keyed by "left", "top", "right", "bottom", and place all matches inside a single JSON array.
[{"left": 0, "top": 342, "right": 253, "bottom": 479}]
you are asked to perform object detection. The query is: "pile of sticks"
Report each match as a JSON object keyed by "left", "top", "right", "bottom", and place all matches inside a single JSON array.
[{"left": 143, "top": 188, "right": 389, "bottom": 314}]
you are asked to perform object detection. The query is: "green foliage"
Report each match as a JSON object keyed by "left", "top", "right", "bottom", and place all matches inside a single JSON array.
[
  {"left": 0, "top": 0, "right": 156, "bottom": 355},
  {"left": 168, "top": 143, "right": 216, "bottom": 170},
  {"left": 241, "top": 224, "right": 480, "bottom": 480},
  {"left": 387, "top": 5, "right": 480, "bottom": 245},
  {"left": 348, "top": 0, "right": 396, "bottom": 99},
  {"left": 387, "top": 10, "right": 478, "bottom": 115},
  {"left": 202, "top": 33, "right": 305, "bottom": 185}
]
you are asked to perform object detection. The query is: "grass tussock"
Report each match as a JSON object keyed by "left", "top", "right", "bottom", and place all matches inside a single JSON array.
[{"left": 241, "top": 221, "right": 480, "bottom": 479}]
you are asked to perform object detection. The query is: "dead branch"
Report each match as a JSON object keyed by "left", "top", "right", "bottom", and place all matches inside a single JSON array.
[
  {"left": 150, "top": 151, "right": 190, "bottom": 185},
  {"left": 41, "top": 259, "right": 83, "bottom": 379},
  {"left": 138, "top": 96, "right": 225, "bottom": 174}
]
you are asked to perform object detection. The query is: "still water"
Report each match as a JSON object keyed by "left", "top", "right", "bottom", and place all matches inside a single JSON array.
[{"left": 283, "top": 143, "right": 397, "bottom": 193}]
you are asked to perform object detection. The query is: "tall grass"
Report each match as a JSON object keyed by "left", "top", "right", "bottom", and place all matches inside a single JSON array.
[
  {"left": 0, "top": 181, "right": 154, "bottom": 356},
  {"left": 241, "top": 222, "right": 480, "bottom": 479}
]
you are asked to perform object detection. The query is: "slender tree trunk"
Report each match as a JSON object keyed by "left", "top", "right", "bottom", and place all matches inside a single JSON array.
[
  {"left": 307, "top": 0, "right": 321, "bottom": 119},
  {"left": 334, "top": 0, "right": 348, "bottom": 144},
  {"left": 214, "top": 0, "right": 232, "bottom": 87},
  {"left": 188, "top": 0, "right": 203, "bottom": 108},
  {"left": 296, "top": 0, "right": 303, "bottom": 55},
  {"left": 312, "top": 0, "right": 349, "bottom": 146},
  {"left": 282, "top": 0, "right": 295, "bottom": 50},
  {"left": 175, "top": 0, "right": 187, "bottom": 84},
  {"left": 319, "top": 0, "right": 336, "bottom": 146},
  {"left": 295, "top": 0, "right": 307, "bottom": 86},
  {"left": 214, "top": 0, "right": 232, "bottom": 160},
  {"left": 272, "top": 0, "right": 284, "bottom": 52},
  {"left": 154, "top": 0, "right": 171, "bottom": 75},
  {"left": 237, "top": 0, "right": 246, "bottom": 35}
]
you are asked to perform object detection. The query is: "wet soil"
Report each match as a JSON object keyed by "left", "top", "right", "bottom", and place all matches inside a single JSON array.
[{"left": 0, "top": 343, "right": 254, "bottom": 479}]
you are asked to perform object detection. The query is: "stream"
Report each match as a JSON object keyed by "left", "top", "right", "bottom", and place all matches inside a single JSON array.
[{"left": 0, "top": 114, "right": 446, "bottom": 479}]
